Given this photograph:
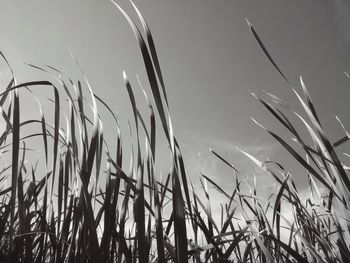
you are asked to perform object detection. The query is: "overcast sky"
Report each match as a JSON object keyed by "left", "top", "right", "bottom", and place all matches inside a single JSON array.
[{"left": 1, "top": 0, "right": 350, "bottom": 197}]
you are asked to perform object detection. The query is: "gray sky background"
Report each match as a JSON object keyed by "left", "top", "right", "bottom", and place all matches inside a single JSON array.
[{"left": 1, "top": 0, "right": 350, "bottom": 198}]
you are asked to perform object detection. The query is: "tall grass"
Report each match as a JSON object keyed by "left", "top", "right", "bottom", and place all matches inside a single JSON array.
[{"left": 0, "top": 1, "right": 349, "bottom": 262}]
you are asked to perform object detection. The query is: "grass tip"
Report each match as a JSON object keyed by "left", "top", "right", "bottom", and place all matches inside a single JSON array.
[
  {"left": 245, "top": 17, "right": 252, "bottom": 27},
  {"left": 122, "top": 70, "right": 128, "bottom": 80},
  {"left": 250, "top": 117, "right": 264, "bottom": 129}
]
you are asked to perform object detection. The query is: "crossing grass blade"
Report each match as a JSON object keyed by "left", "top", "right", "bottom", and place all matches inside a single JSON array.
[
  {"left": 273, "top": 173, "right": 290, "bottom": 241},
  {"left": 110, "top": 0, "right": 173, "bottom": 149},
  {"left": 172, "top": 164, "right": 188, "bottom": 263},
  {"left": 9, "top": 89, "right": 19, "bottom": 251},
  {"left": 0, "top": 2, "right": 349, "bottom": 263},
  {"left": 130, "top": 0, "right": 169, "bottom": 107},
  {"left": 250, "top": 118, "right": 340, "bottom": 199},
  {"left": 153, "top": 169, "right": 165, "bottom": 262}
]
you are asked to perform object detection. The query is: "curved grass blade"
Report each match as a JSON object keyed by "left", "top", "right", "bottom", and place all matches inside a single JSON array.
[
  {"left": 130, "top": 0, "right": 169, "bottom": 107},
  {"left": 246, "top": 19, "right": 290, "bottom": 84},
  {"left": 210, "top": 148, "right": 239, "bottom": 174},
  {"left": 110, "top": 0, "right": 170, "bottom": 144},
  {"left": 250, "top": 118, "right": 340, "bottom": 200}
]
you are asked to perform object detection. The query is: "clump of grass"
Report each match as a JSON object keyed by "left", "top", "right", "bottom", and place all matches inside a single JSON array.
[{"left": 0, "top": 1, "right": 349, "bottom": 262}]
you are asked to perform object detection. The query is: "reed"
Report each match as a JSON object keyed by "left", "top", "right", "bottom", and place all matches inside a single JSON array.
[{"left": 0, "top": 1, "right": 349, "bottom": 262}]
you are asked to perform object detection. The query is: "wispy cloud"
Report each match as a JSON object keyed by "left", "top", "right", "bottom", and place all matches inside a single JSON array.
[
  {"left": 182, "top": 131, "right": 278, "bottom": 174},
  {"left": 177, "top": 132, "right": 280, "bottom": 206}
]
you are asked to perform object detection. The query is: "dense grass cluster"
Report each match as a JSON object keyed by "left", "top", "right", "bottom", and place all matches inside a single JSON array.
[{"left": 0, "top": 1, "right": 349, "bottom": 262}]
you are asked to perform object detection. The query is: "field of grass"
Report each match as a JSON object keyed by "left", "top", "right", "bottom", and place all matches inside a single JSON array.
[{"left": 0, "top": 1, "right": 349, "bottom": 262}]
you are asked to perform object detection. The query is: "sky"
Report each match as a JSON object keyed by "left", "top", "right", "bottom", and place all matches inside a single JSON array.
[{"left": 0, "top": 0, "right": 350, "bottom": 200}]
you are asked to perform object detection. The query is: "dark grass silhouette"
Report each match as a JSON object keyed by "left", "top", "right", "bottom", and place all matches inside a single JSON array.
[{"left": 0, "top": 1, "right": 349, "bottom": 262}]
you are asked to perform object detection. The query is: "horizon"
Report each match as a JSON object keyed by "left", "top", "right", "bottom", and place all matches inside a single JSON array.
[{"left": 1, "top": 1, "right": 349, "bottom": 194}]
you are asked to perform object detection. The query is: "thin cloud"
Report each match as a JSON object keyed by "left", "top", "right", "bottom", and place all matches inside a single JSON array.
[{"left": 178, "top": 133, "right": 280, "bottom": 206}]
